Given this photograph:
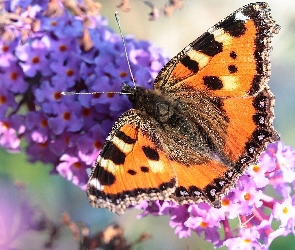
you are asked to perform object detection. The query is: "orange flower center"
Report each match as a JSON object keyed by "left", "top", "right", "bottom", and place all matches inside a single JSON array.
[
  {"left": 31, "top": 56, "right": 40, "bottom": 64},
  {"left": 0, "top": 95, "right": 7, "bottom": 104},
  {"left": 106, "top": 92, "right": 115, "bottom": 98},
  {"left": 10, "top": 72, "right": 18, "bottom": 80},
  {"left": 283, "top": 207, "right": 288, "bottom": 214},
  {"left": 53, "top": 91, "right": 62, "bottom": 100},
  {"left": 2, "top": 45, "right": 9, "bottom": 52},
  {"left": 244, "top": 193, "right": 251, "bottom": 201},
  {"left": 39, "top": 141, "right": 48, "bottom": 148},
  {"left": 62, "top": 112, "right": 71, "bottom": 121},
  {"left": 82, "top": 108, "right": 91, "bottom": 117},
  {"left": 40, "top": 119, "right": 48, "bottom": 127},
  {"left": 93, "top": 93, "right": 101, "bottom": 98},
  {"left": 66, "top": 69, "right": 74, "bottom": 77},
  {"left": 94, "top": 140, "right": 102, "bottom": 149},
  {"left": 222, "top": 198, "right": 230, "bottom": 206},
  {"left": 120, "top": 71, "right": 127, "bottom": 77},
  {"left": 252, "top": 165, "right": 260, "bottom": 172},
  {"left": 59, "top": 44, "right": 68, "bottom": 52},
  {"left": 73, "top": 162, "right": 82, "bottom": 169},
  {"left": 2, "top": 121, "right": 10, "bottom": 129},
  {"left": 200, "top": 222, "right": 208, "bottom": 227}
]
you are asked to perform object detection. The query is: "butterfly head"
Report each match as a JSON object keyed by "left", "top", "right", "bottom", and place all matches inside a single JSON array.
[{"left": 121, "top": 82, "right": 146, "bottom": 107}]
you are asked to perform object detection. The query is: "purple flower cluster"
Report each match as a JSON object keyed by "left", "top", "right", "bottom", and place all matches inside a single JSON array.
[
  {"left": 2, "top": 0, "right": 295, "bottom": 249},
  {"left": 136, "top": 141, "right": 295, "bottom": 249},
  {"left": 0, "top": 0, "right": 167, "bottom": 189}
]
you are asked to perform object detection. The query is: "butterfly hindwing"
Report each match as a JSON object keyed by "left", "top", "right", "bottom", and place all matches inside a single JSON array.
[{"left": 87, "top": 110, "right": 176, "bottom": 214}]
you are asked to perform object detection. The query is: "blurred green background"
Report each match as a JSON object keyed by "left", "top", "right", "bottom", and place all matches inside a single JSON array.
[{"left": 1, "top": 0, "right": 295, "bottom": 249}]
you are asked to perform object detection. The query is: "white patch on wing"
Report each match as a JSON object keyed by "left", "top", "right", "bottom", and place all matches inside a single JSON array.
[
  {"left": 213, "top": 29, "right": 233, "bottom": 47},
  {"left": 113, "top": 136, "right": 133, "bottom": 154},
  {"left": 220, "top": 76, "right": 239, "bottom": 90},
  {"left": 187, "top": 50, "right": 210, "bottom": 69},
  {"left": 235, "top": 11, "right": 249, "bottom": 21},
  {"left": 100, "top": 158, "right": 121, "bottom": 173},
  {"left": 148, "top": 159, "right": 165, "bottom": 173},
  {"left": 89, "top": 178, "right": 104, "bottom": 191}
]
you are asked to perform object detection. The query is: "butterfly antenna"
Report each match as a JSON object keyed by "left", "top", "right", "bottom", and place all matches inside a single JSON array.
[
  {"left": 115, "top": 11, "right": 136, "bottom": 88},
  {"left": 61, "top": 91, "right": 126, "bottom": 95}
]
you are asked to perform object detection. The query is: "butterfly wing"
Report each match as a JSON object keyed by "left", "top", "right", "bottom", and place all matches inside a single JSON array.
[
  {"left": 152, "top": 2, "right": 279, "bottom": 204},
  {"left": 87, "top": 109, "right": 177, "bottom": 214},
  {"left": 155, "top": 2, "right": 280, "bottom": 97}
]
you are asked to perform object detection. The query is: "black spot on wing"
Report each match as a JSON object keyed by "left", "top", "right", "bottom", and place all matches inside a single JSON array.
[
  {"left": 127, "top": 169, "right": 136, "bottom": 175},
  {"left": 204, "top": 184, "right": 219, "bottom": 204},
  {"left": 253, "top": 89, "right": 270, "bottom": 112},
  {"left": 116, "top": 130, "right": 136, "bottom": 144},
  {"left": 193, "top": 32, "right": 223, "bottom": 57},
  {"left": 142, "top": 146, "right": 159, "bottom": 161},
  {"left": 228, "top": 65, "right": 238, "bottom": 74},
  {"left": 252, "top": 113, "right": 267, "bottom": 127},
  {"left": 97, "top": 167, "right": 116, "bottom": 186},
  {"left": 101, "top": 142, "right": 125, "bottom": 165},
  {"left": 203, "top": 76, "right": 223, "bottom": 90},
  {"left": 140, "top": 166, "right": 149, "bottom": 173},
  {"left": 159, "top": 178, "right": 176, "bottom": 190},
  {"left": 181, "top": 56, "right": 199, "bottom": 73},
  {"left": 216, "top": 14, "right": 247, "bottom": 37},
  {"left": 230, "top": 51, "right": 237, "bottom": 59}
]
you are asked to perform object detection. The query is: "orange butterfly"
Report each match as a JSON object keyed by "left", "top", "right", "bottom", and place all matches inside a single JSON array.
[{"left": 87, "top": 2, "right": 280, "bottom": 214}]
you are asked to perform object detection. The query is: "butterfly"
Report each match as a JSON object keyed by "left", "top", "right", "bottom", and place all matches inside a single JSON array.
[{"left": 87, "top": 2, "right": 280, "bottom": 214}]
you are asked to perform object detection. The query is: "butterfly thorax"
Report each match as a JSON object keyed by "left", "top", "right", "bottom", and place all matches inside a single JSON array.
[
  {"left": 121, "top": 83, "right": 229, "bottom": 166},
  {"left": 122, "top": 84, "right": 174, "bottom": 122}
]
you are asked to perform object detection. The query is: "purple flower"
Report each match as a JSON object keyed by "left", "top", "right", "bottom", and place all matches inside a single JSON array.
[
  {"left": 0, "top": 39, "right": 18, "bottom": 67},
  {"left": 0, "top": 0, "right": 167, "bottom": 190},
  {"left": 223, "top": 227, "right": 262, "bottom": 249},
  {"left": 246, "top": 152, "right": 276, "bottom": 188},
  {"left": 48, "top": 102, "right": 83, "bottom": 135},
  {"left": 1, "top": 62, "right": 28, "bottom": 93},
  {"left": 0, "top": 181, "right": 36, "bottom": 249},
  {"left": 0, "top": 115, "right": 25, "bottom": 152},
  {"left": 25, "top": 111, "right": 50, "bottom": 143},
  {"left": 185, "top": 204, "right": 221, "bottom": 243},
  {"left": 43, "top": 36, "right": 79, "bottom": 63},
  {"left": 50, "top": 55, "right": 81, "bottom": 88},
  {"left": 0, "top": 87, "right": 18, "bottom": 119},
  {"left": 0, "top": 120, "right": 21, "bottom": 152},
  {"left": 56, "top": 154, "right": 89, "bottom": 189},
  {"left": 170, "top": 205, "right": 191, "bottom": 238},
  {"left": 15, "top": 39, "right": 51, "bottom": 77},
  {"left": 275, "top": 142, "right": 295, "bottom": 182},
  {"left": 273, "top": 196, "right": 295, "bottom": 228},
  {"left": 234, "top": 176, "right": 263, "bottom": 215},
  {"left": 34, "top": 80, "right": 74, "bottom": 114}
]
